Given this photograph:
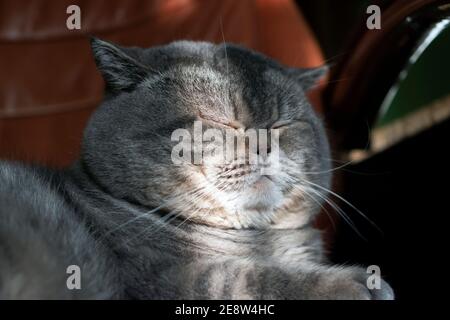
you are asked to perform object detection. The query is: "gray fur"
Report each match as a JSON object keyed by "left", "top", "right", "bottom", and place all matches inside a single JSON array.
[{"left": 0, "top": 39, "right": 393, "bottom": 299}]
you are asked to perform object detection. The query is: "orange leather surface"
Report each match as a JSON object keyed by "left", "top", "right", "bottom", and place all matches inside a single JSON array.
[{"left": 0, "top": 0, "right": 325, "bottom": 166}]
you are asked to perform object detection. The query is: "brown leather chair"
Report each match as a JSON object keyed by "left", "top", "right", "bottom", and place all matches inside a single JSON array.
[
  {"left": 325, "top": 0, "right": 448, "bottom": 149},
  {"left": 0, "top": 0, "right": 326, "bottom": 167}
]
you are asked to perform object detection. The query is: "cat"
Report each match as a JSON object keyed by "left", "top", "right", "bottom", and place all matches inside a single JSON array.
[{"left": 0, "top": 38, "right": 394, "bottom": 299}]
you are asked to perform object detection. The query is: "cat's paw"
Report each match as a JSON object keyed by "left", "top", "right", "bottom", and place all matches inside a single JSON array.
[{"left": 309, "top": 266, "right": 394, "bottom": 300}]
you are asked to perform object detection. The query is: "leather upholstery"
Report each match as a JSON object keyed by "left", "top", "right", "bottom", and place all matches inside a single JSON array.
[{"left": 0, "top": 0, "right": 325, "bottom": 166}]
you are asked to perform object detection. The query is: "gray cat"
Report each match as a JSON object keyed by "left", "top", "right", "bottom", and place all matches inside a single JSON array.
[{"left": 0, "top": 38, "right": 394, "bottom": 299}]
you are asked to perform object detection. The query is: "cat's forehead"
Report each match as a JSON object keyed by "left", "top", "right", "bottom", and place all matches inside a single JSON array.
[
  {"left": 140, "top": 41, "right": 280, "bottom": 80},
  {"left": 135, "top": 42, "right": 308, "bottom": 126}
]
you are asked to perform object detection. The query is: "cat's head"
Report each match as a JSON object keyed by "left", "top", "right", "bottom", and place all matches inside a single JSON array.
[{"left": 82, "top": 38, "right": 330, "bottom": 229}]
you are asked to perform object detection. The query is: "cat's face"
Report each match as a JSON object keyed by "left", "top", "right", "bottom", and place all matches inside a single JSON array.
[{"left": 82, "top": 39, "right": 330, "bottom": 229}]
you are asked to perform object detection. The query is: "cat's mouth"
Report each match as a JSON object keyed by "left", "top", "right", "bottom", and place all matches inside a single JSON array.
[
  {"left": 200, "top": 163, "right": 277, "bottom": 190},
  {"left": 193, "top": 160, "right": 283, "bottom": 212}
]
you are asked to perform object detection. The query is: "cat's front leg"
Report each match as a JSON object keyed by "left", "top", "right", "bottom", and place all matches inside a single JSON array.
[
  {"left": 289, "top": 265, "right": 394, "bottom": 300},
  {"left": 165, "top": 260, "right": 393, "bottom": 300},
  {"left": 239, "top": 263, "right": 394, "bottom": 300}
]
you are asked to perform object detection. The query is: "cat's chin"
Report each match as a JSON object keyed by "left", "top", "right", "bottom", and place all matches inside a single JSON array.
[
  {"left": 241, "top": 178, "right": 281, "bottom": 210},
  {"left": 250, "top": 175, "right": 274, "bottom": 191},
  {"left": 214, "top": 176, "right": 284, "bottom": 227}
]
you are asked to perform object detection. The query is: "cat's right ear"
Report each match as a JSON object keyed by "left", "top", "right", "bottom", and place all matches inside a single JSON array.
[{"left": 90, "top": 37, "right": 149, "bottom": 93}]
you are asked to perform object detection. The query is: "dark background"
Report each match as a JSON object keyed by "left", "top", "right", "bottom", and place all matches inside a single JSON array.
[{"left": 297, "top": 0, "right": 449, "bottom": 300}]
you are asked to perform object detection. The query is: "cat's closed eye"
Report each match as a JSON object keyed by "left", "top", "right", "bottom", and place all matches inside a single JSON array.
[
  {"left": 198, "top": 114, "right": 241, "bottom": 130},
  {"left": 271, "top": 120, "right": 300, "bottom": 129}
]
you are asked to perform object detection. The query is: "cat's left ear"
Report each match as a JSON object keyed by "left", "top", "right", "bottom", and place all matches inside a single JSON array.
[
  {"left": 287, "top": 65, "right": 329, "bottom": 91},
  {"left": 90, "top": 37, "right": 150, "bottom": 92}
]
